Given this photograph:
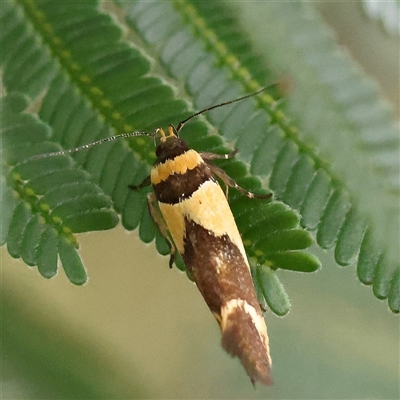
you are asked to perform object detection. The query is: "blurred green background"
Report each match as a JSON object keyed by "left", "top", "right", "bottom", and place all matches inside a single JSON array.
[
  {"left": 1, "top": 2, "right": 399, "bottom": 399},
  {"left": 2, "top": 225, "right": 399, "bottom": 399}
]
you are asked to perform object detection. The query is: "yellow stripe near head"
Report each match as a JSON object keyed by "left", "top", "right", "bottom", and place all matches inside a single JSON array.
[{"left": 151, "top": 150, "right": 204, "bottom": 185}]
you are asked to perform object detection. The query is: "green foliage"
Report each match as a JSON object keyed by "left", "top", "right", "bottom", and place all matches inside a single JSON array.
[
  {"left": 1, "top": 93, "right": 118, "bottom": 284},
  {"left": 1, "top": 0, "right": 399, "bottom": 315},
  {"left": 2, "top": 291, "right": 149, "bottom": 398}
]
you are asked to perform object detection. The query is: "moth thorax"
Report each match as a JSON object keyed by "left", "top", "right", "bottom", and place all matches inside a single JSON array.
[{"left": 155, "top": 136, "right": 189, "bottom": 164}]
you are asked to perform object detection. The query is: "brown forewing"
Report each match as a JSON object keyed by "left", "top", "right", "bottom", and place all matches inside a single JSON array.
[{"left": 182, "top": 218, "right": 273, "bottom": 385}]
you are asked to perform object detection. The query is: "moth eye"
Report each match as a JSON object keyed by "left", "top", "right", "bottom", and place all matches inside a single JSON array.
[{"left": 155, "top": 145, "right": 163, "bottom": 157}]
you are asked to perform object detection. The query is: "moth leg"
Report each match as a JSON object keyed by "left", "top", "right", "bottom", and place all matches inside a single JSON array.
[
  {"left": 259, "top": 301, "right": 268, "bottom": 313},
  {"left": 130, "top": 179, "right": 176, "bottom": 267},
  {"left": 200, "top": 149, "right": 238, "bottom": 161},
  {"left": 128, "top": 175, "right": 151, "bottom": 190},
  {"left": 207, "top": 162, "right": 272, "bottom": 199},
  {"left": 201, "top": 151, "right": 239, "bottom": 196},
  {"left": 147, "top": 192, "right": 176, "bottom": 268}
]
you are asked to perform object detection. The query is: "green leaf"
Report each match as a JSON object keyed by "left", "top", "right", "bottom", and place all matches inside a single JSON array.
[
  {"left": 1, "top": 0, "right": 398, "bottom": 315},
  {"left": 232, "top": 1, "right": 399, "bottom": 311},
  {"left": 20, "top": 214, "right": 46, "bottom": 266},
  {"left": 36, "top": 226, "right": 59, "bottom": 279},
  {"left": 58, "top": 237, "right": 87, "bottom": 285},
  {"left": 253, "top": 262, "right": 291, "bottom": 316},
  {"left": 1, "top": 93, "right": 119, "bottom": 282},
  {"left": 0, "top": 176, "right": 18, "bottom": 245},
  {"left": 6, "top": 202, "right": 33, "bottom": 259}
]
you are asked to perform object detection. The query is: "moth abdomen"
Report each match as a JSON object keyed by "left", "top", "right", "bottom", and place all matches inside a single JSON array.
[
  {"left": 182, "top": 219, "right": 273, "bottom": 386},
  {"left": 220, "top": 299, "right": 273, "bottom": 386}
]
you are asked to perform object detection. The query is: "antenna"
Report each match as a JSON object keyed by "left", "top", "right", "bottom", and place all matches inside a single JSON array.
[
  {"left": 30, "top": 131, "right": 154, "bottom": 160},
  {"left": 175, "top": 85, "right": 273, "bottom": 133},
  {"left": 30, "top": 85, "right": 274, "bottom": 160}
]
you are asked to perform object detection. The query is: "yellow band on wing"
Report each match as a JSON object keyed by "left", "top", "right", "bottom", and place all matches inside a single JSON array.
[
  {"left": 158, "top": 180, "right": 249, "bottom": 267},
  {"left": 151, "top": 150, "right": 203, "bottom": 185}
]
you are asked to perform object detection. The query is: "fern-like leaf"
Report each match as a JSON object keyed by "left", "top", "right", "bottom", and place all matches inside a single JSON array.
[
  {"left": 1, "top": 0, "right": 398, "bottom": 314},
  {"left": 1, "top": 92, "right": 118, "bottom": 284}
]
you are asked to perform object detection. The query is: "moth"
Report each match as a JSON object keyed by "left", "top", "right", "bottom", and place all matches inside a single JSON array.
[{"left": 35, "top": 87, "right": 274, "bottom": 385}]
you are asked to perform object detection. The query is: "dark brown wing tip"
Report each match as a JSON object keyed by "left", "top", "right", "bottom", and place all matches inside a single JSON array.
[{"left": 221, "top": 312, "right": 273, "bottom": 387}]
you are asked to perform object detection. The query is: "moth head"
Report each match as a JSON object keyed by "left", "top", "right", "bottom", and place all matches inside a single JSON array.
[{"left": 155, "top": 125, "right": 189, "bottom": 163}]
